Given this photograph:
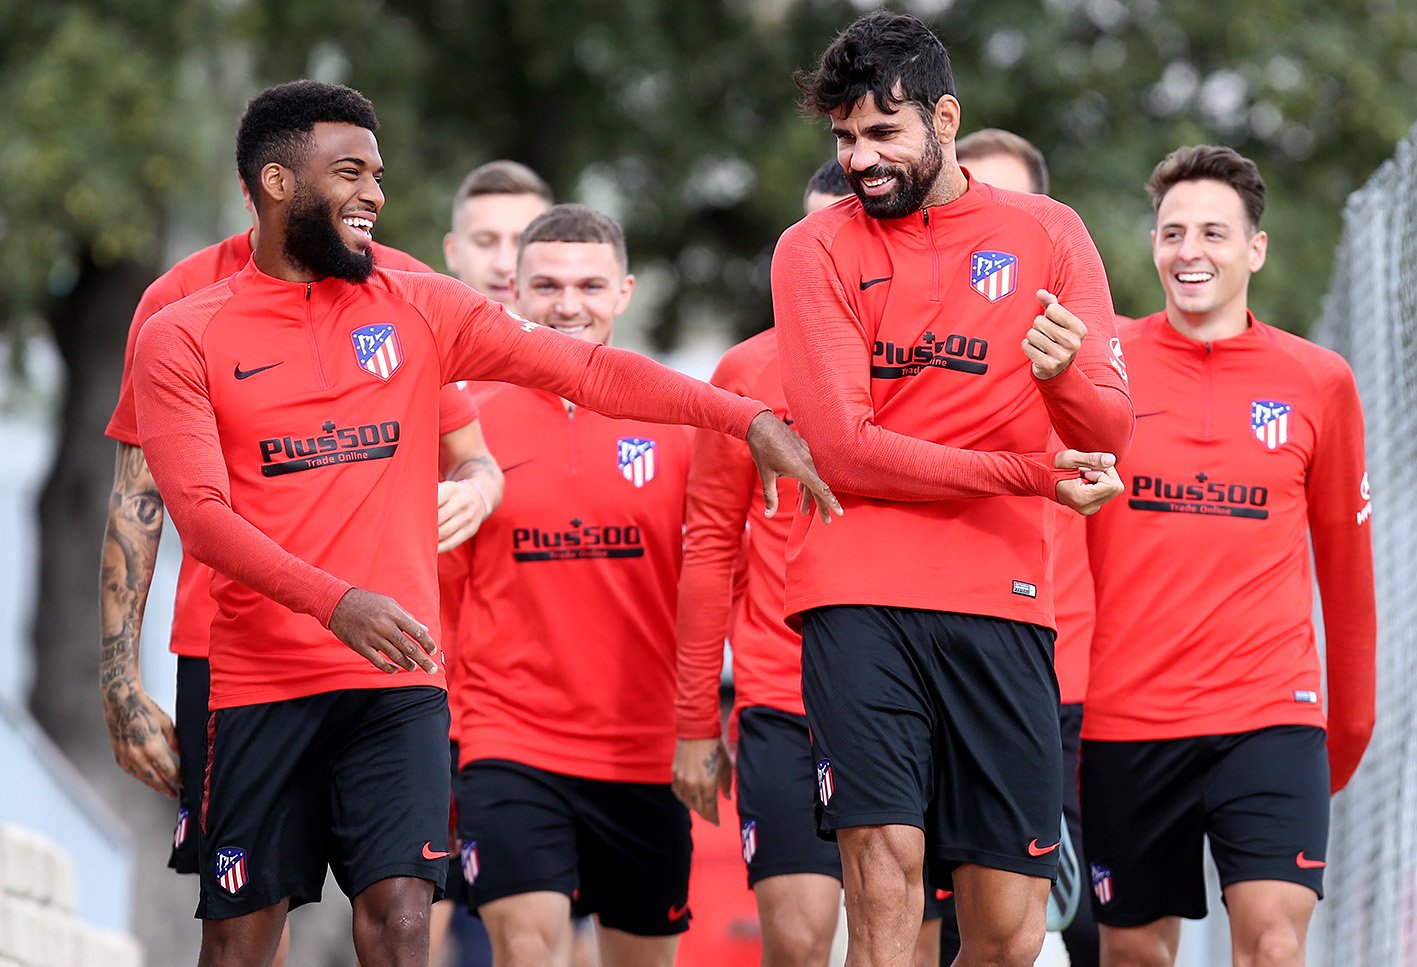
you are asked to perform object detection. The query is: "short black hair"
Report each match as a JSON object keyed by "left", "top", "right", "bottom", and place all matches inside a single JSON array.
[
  {"left": 796, "top": 12, "right": 955, "bottom": 122},
  {"left": 805, "top": 159, "right": 851, "bottom": 200},
  {"left": 236, "top": 80, "right": 379, "bottom": 208}
]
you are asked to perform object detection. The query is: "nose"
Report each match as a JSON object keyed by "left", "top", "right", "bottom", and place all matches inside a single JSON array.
[
  {"left": 1175, "top": 231, "right": 1204, "bottom": 261},
  {"left": 848, "top": 142, "right": 880, "bottom": 172},
  {"left": 361, "top": 174, "right": 384, "bottom": 210},
  {"left": 493, "top": 239, "right": 517, "bottom": 278},
  {"left": 554, "top": 289, "right": 580, "bottom": 317}
]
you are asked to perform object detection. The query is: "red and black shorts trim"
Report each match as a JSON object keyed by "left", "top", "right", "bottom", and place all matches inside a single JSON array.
[{"left": 196, "top": 686, "right": 450, "bottom": 919}]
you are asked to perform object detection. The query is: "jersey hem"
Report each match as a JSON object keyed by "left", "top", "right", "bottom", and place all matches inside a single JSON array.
[
  {"left": 457, "top": 744, "right": 670, "bottom": 785},
  {"left": 787, "top": 593, "right": 1055, "bottom": 631},
  {"left": 209, "top": 671, "right": 447, "bottom": 710},
  {"left": 1080, "top": 709, "right": 1328, "bottom": 742}
]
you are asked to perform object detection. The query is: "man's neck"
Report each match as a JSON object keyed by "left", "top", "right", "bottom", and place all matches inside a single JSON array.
[
  {"left": 1164, "top": 303, "right": 1251, "bottom": 343},
  {"left": 251, "top": 216, "right": 319, "bottom": 283},
  {"left": 921, "top": 162, "right": 969, "bottom": 210}
]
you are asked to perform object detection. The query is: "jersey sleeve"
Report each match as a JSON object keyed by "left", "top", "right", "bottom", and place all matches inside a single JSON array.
[
  {"left": 107, "top": 273, "right": 190, "bottom": 445},
  {"left": 133, "top": 309, "right": 354, "bottom": 627},
  {"left": 437, "top": 382, "right": 481, "bottom": 435},
  {"left": 675, "top": 351, "right": 760, "bottom": 739},
  {"left": 771, "top": 219, "right": 1071, "bottom": 502},
  {"left": 1026, "top": 198, "right": 1134, "bottom": 458},
  {"left": 1306, "top": 361, "right": 1376, "bottom": 793},
  {"left": 391, "top": 272, "right": 766, "bottom": 439}
]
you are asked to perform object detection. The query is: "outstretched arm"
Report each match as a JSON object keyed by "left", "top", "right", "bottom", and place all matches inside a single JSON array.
[
  {"left": 99, "top": 442, "right": 180, "bottom": 797},
  {"left": 437, "top": 418, "right": 505, "bottom": 553}
]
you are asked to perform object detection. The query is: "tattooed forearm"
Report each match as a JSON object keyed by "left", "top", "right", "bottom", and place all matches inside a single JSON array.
[
  {"left": 99, "top": 443, "right": 165, "bottom": 713},
  {"left": 446, "top": 454, "right": 505, "bottom": 512}
]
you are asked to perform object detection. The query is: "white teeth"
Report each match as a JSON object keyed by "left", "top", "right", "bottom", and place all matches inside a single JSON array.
[
  {"left": 864, "top": 177, "right": 891, "bottom": 188},
  {"left": 343, "top": 216, "right": 373, "bottom": 231},
  {"left": 556, "top": 324, "right": 589, "bottom": 334},
  {"left": 1177, "top": 272, "right": 1213, "bottom": 283}
]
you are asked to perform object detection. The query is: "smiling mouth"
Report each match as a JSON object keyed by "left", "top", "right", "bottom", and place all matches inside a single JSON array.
[
  {"left": 860, "top": 174, "right": 896, "bottom": 196},
  {"left": 342, "top": 214, "right": 374, "bottom": 241},
  {"left": 1176, "top": 271, "right": 1214, "bottom": 284},
  {"left": 551, "top": 323, "right": 591, "bottom": 335}
]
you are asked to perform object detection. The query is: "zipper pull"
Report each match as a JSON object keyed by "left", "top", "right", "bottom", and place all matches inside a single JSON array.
[
  {"left": 306, "top": 282, "right": 312, "bottom": 300},
  {"left": 922, "top": 209, "right": 930, "bottom": 227}
]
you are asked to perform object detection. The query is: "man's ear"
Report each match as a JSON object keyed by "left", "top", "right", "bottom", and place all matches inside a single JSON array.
[
  {"left": 260, "top": 163, "right": 294, "bottom": 206},
  {"left": 933, "top": 94, "right": 961, "bottom": 144}
]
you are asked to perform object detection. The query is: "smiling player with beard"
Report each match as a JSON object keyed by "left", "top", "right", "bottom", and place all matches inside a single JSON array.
[
  {"left": 130, "top": 81, "right": 840, "bottom": 967},
  {"left": 772, "top": 13, "right": 1133, "bottom": 967}
]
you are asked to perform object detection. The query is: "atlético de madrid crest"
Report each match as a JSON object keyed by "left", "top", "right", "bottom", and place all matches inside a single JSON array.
[
  {"left": 617, "top": 437, "right": 657, "bottom": 488},
  {"left": 351, "top": 323, "right": 403, "bottom": 380},
  {"left": 969, "top": 251, "right": 1018, "bottom": 303},
  {"left": 1251, "top": 400, "right": 1292, "bottom": 449},
  {"left": 214, "top": 846, "right": 247, "bottom": 895}
]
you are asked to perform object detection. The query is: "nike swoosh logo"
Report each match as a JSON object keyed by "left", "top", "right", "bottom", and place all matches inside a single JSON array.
[
  {"left": 859, "top": 276, "right": 892, "bottom": 290},
  {"left": 500, "top": 459, "right": 534, "bottom": 474},
  {"left": 422, "top": 842, "right": 450, "bottom": 860},
  {"left": 1135, "top": 411, "right": 1166, "bottom": 419},
  {"left": 1295, "top": 851, "right": 1325, "bottom": 869},
  {"left": 1027, "top": 839, "right": 1060, "bottom": 857},
  {"left": 667, "top": 903, "right": 690, "bottom": 922},
  {"left": 234, "top": 362, "right": 282, "bottom": 380}
]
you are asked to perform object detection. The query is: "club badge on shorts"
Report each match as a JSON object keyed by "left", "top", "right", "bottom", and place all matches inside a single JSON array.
[
  {"left": 741, "top": 820, "right": 758, "bottom": 864},
  {"left": 1251, "top": 400, "right": 1292, "bottom": 449},
  {"left": 817, "top": 758, "right": 835, "bottom": 806},
  {"left": 461, "top": 840, "right": 480, "bottom": 885},
  {"left": 1090, "top": 863, "right": 1113, "bottom": 904},
  {"left": 173, "top": 807, "right": 190, "bottom": 850},
  {"left": 969, "top": 251, "right": 1018, "bottom": 303},
  {"left": 351, "top": 323, "right": 403, "bottom": 380},
  {"left": 214, "top": 846, "right": 248, "bottom": 895},
  {"left": 617, "top": 437, "right": 657, "bottom": 488}
]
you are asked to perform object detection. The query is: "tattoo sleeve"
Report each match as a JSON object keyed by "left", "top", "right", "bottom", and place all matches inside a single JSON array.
[
  {"left": 99, "top": 443, "right": 165, "bottom": 728},
  {"left": 446, "top": 453, "right": 506, "bottom": 512}
]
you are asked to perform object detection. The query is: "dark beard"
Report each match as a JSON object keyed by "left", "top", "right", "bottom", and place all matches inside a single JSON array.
[
  {"left": 284, "top": 182, "right": 375, "bottom": 283},
  {"left": 848, "top": 135, "right": 944, "bottom": 219}
]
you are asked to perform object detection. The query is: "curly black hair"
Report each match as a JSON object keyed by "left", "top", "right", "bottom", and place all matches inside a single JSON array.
[
  {"left": 795, "top": 12, "right": 955, "bottom": 123},
  {"left": 236, "top": 80, "right": 378, "bottom": 208}
]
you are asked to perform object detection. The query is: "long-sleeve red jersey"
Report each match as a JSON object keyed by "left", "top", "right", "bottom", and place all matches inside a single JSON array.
[
  {"left": 1083, "top": 312, "right": 1376, "bottom": 792},
  {"left": 1050, "top": 507, "right": 1093, "bottom": 705},
  {"left": 771, "top": 184, "right": 1132, "bottom": 625},
  {"left": 132, "top": 261, "right": 765, "bottom": 710},
  {"left": 676, "top": 330, "right": 803, "bottom": 741},
  {"left": 454, "top": 386, "right": 692, "bottom": 783},
  {"left": 104, "top": 233, "right": 475, "bottom": 659}
]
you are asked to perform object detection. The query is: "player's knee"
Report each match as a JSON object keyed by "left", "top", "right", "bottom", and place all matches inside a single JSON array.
[
  {"left": 496, "top": 927, "right": 564, "bottom": 967},
  {"left": 362, "top": 904, "right": 431, "bottom": 960},
  {"left": 1239, "top": 923, "right": 1303, "bottom": 967},
  {"left": 1100, "top": 927, "right": 1173, "bottom": 967},
  {"left": 760, "top": 916, "right": 835, "bottom": 967},
  {"left": 963, "top": 919, "right": 1045, "bottom": 967}
]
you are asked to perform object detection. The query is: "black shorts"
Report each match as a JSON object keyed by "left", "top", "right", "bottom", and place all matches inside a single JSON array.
[
  {"left": 736, "top": 706, "right": 842, "bottom": 886},
  {"left": 454, "top": 760, "right": 692, "bottom": 936},
  {"left": 1080, "top": 725, "right": 1329, "bottom": 927},
  {"left": 169, "top": 656, "right": 209, "bottom": 874},
  {"left": 736, "top": 706, "right": 946, "bottom": 919},
  {"left": 443, "top": 739, "right": 469, "bottom": 906},
  {"left": 196, "top": 686, "right": 451, "bottom": 920},
  {"left": 801, "top": 606, "right": 1062, "bottom": 883}
]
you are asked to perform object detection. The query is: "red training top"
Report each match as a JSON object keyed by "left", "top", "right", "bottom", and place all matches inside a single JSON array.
[
  {"left": 455, "top": 385, "right": 692, "bottom": 783},
  {"left": 677, "top": 329, "right": 803, "bottom": 741},
  {"left": 104, "top": 233, "right": 477, "bottom": 659},
  {"left": 771, "top": 183, "right": 1133, "bottom": 626},
  {"left": 1049, "top": 507, "right": 1093, "bottom": 706},
  {"left": 132, "top": 261, "right": 764, "bottom": 709},
  {"left": 1083, "top": 312, "right": 1376, "bottom": 793}
]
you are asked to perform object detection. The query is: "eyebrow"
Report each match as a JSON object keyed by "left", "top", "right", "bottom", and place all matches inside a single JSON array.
[
  {"left": 332, "top": 156, "right": 384, "bottom": 176},
  {"left": 831, "top": 122, "right": 900, "bottom": 138}
]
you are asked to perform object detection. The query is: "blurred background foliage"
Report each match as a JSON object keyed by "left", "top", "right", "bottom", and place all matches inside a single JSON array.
[{"left": 4, "top": 0, "right": 1416, "bottom": 349}]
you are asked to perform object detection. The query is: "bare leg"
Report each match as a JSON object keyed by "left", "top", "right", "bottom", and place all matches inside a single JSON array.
[
  {"left": 949, "top": 864, "right": 1047, "bottom": 967},
  {"left": 198, "top": 900, "right": 289, "bottom": 967},
  {"left": 351, "top": 875, "right": 435, "bottom": 967},
  {"left": 838, "top": 825, "right": 925, "bottom": 967},
  {"left": 480, "top": 891, "right": 574, "bottom": 967},
  {"left": 1098, "top": 918, "right": 1181, "bottom": 967},
  {"left": 594, "top": 922, "right": 679, "bottom": 967},
  {"left": 1225, "top": 880, "right": 1316, "bottom": 967},
  {"left": 755, "top": 872, "right": 842, "bottom": 967}
]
